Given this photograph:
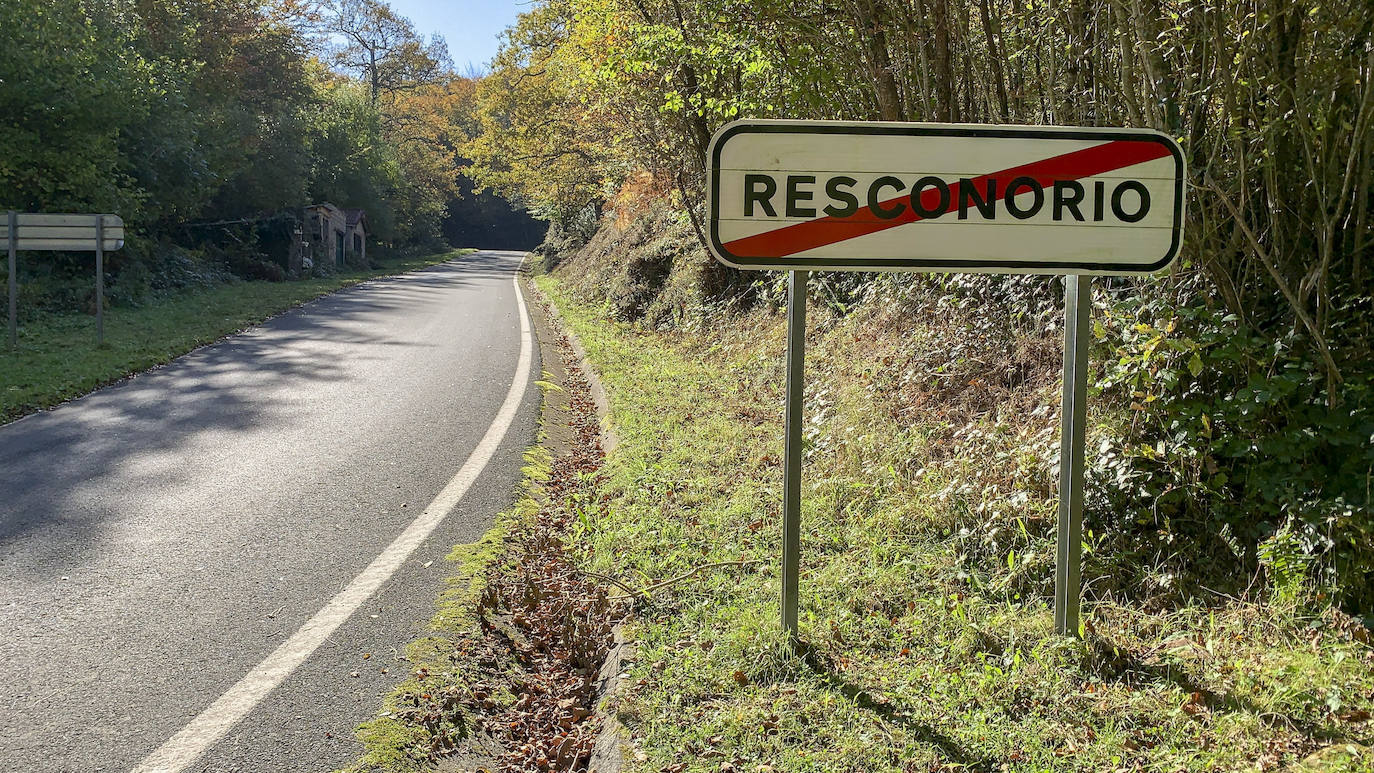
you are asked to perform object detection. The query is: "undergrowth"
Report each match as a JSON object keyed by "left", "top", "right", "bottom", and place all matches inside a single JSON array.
[{"left": 538, "top": 272, "right": 1374, "bottom": 772}]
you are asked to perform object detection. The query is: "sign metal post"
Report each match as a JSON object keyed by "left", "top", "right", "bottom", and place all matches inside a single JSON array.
[
  {"left": 705, "top": 119, "right": 1185, "bottom": 641},
  {"left": 0, "top": 213, "right": 123, "bottom": 348},
  {"left": 95, "top": 215, "right": 105, "bottom": 346},
  {"left": 1054, "top": 274, "right": 1092, "bottom": 635},
  {"left": 7, "top": 210, "right": 16, "bottom": 350},
  {"left": 781, "top": 269, "right": 808, "bottom": 642}
]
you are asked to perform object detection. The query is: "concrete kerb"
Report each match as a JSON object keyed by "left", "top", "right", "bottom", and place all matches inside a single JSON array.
[{"left": 521, "top": 271, "right": 618, "bottom": 456}]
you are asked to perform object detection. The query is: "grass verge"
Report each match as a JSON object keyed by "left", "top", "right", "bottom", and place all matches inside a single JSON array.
[
  {"left": 0, "top": 248, "right": 473, "bottom": 423},
  {"left": 537, "top": 272, "right": 1374, "bottom": 773}
]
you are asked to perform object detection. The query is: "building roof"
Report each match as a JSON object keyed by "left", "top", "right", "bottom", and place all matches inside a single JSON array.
[{"left": 345, "top": 209, "right": 366, "bottom": 228}]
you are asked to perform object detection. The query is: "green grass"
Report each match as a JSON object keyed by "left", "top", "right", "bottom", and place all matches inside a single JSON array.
[
  {"left": 537, "top": 274, "right": 1374, "bottom": 773},
  {"left": 0, "top": 249, "right": 472, "bottom": 423}
]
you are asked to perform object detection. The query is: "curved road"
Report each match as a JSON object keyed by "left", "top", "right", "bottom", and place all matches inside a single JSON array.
[{"left": 0, "top": 251, "right": 540, "bottom": 772}]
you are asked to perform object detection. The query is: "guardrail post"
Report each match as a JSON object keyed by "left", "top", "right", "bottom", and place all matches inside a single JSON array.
[
  {"left": 1054, "top": 274, "right": 1092, "bottom": 636},
  {"left": 781, "top": 269, "right": 808, "bottom": 644}
]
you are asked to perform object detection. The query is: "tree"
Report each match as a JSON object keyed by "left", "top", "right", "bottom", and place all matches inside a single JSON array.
[
  {"left": 464, "top": 0, "right": 610, "bottom": 230},
  {"left": 327, "top": 0, "right": 449, "bottom": 105},
  {"left": 308, "top": 78, "right": 400, "bottom": 239},
  {"left": 0, "top": 0, "right": 153, "bottom": 215}
]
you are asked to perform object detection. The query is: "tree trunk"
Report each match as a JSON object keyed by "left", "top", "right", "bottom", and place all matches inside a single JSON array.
[
  {"left": 369, "top": 48, "right": 380, "bottom": 105},
  {"left": 854, "top": 0, "right": 904, "bottom": 120},
  {"left": 931, "top": 0, "right": 956, "bottom": 122},
  {"left": 979, "top": 0, "right": 1010, "bottom": 121}
]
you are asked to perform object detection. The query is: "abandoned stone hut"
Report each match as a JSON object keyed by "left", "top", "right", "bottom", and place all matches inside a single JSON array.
[{"left": 303, "top": 203, "right": 367, "bottom": 270}]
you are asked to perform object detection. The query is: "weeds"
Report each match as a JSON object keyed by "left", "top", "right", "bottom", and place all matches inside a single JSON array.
[{"left": 539, "top": 273, "right": 1374, "bottom": 772}]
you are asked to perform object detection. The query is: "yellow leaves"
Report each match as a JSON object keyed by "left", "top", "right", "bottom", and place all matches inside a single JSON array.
[{"left": 1129, "top": 390, "right": 1160, "bottom": 411}]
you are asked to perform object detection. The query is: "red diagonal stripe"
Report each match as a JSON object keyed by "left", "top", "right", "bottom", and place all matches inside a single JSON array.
[{"left": 720, "top": 139, "right": 1172, "bottom": 258}]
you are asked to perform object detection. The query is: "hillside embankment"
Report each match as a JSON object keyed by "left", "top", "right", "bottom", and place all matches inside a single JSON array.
[{"left": 529, "top": 194, "right": 1374, "bottom": 771}]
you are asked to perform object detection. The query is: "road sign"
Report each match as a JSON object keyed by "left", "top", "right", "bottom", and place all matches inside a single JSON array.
[
  {"left": 7, "top": 212, "right": 124, "bottom": 348},
  {"left": 707, "top": 120, "right": 1184, "bottom": 274},
  {"left": 704, "top": 120, "right": 1189, "bottom": 643},
  {"left": 0, "top": 213, "right": 125, "bottom": 251}
]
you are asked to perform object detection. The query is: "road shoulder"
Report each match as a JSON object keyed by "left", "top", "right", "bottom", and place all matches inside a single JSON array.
[{"left": 339, "top": 261, "right": 625, "bottom": 773}]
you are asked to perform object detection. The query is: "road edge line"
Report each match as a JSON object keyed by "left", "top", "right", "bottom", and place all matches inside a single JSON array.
[{"left": 131, "top": 259, "right": 534, "bottom": 773}]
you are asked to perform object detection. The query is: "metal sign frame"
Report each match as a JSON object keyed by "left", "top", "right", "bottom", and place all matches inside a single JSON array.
[
  {"left": 707, "top": 120, "right": 1184, "bottom": 274},
  {"left": 6, "top": 212, "right": 125, "bottom": 348},
  {"left": 704, "top": 120, "right": 1187, "bottom": 642}
]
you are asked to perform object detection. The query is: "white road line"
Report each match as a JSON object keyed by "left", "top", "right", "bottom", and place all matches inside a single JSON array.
[{"left": 131, "top": 264, "right": 533, "bottom": 773}]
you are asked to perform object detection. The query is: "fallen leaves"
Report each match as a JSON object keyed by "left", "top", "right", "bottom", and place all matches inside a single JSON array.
[
  {"left": 464, "top": 326, "right": 624, "bottom": 772},
  {"left": 1339, "top": 708, "right": 1371, "bottom": 723},
  {"left": 1181, "top": 691, "right": 1207, "bottom": 716},
  {"left": 365, "top": 321, "right": 624, "bottom": 772}
]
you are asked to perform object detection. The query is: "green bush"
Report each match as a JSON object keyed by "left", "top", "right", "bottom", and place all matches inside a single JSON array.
[{"left": 1094, "top": 285, "right": 1373, "bottom": 613}]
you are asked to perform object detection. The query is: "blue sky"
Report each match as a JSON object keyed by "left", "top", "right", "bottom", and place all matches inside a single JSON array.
[{"left": 388, "top": 0, "right": 525, "bottom": 74}]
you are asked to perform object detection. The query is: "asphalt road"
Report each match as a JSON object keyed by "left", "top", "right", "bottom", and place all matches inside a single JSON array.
[{"left": 0, "top": 251, "right": 540, "bottom": 772}]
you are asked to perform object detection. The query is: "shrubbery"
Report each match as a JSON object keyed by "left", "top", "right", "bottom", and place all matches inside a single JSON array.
[
  {"left": 482, "top": 0, "right": 1373, "bottom": 614},
  {"left": 1095, "top": 284, "right": 1374, "bottom": 612}
]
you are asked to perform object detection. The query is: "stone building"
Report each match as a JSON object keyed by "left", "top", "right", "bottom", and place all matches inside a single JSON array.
[{"left": 303, "top": 203, "right": 367, "bottom": 271}]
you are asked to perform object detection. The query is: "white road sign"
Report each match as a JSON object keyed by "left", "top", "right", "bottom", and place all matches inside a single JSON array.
[
  {"left": 0, "top": 213, "right": 125, "bottom": 251},
  {"left": 706, "top": 120, "right": 1185, "bottom": 274}
]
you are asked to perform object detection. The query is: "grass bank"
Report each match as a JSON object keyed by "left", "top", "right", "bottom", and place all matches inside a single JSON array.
[
  {"left": 0, "top": 248, "right": 472, "bottom": 423},
  {"left": 537, "top": 273, "right": 1374, "bottom": 773}
]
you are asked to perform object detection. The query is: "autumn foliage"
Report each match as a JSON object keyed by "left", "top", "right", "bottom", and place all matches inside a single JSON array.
[{"left": 469, "top": 1, "right": 1374, "bottom": 608}]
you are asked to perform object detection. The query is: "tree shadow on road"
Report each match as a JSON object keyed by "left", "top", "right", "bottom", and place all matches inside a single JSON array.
[{"left": 0, "top": 251, "right": 528, "bottom": 569}]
